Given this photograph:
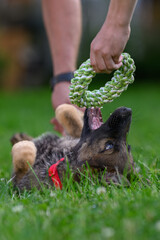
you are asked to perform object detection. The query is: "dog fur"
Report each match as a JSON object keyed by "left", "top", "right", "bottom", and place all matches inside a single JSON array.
[{"left": 11, "top": 105, "right": 134, "bottom": 191}]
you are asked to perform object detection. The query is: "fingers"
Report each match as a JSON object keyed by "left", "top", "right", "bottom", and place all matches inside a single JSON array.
[
  {"left": 102, "top": 56, "right": 122, "bottom": 73},
  {"left": 50, "top": 118, "right": 66, "bottom": 136},
  {"left": 113, "top": 54, "right": 123, "bottom": 64},
  {"left": 91, "top": 54, "right": 110, "bottom": 73},
  {"left": 90, "top": 50, "right": 123, "bottom": 74}
]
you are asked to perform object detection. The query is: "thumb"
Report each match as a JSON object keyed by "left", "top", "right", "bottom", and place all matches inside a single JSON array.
[
  {"left": 113, "top": 54, "right": 123, "bottom": 64},
  {"left": 114, "top": 61, "right": 123, "bottom": 70}
]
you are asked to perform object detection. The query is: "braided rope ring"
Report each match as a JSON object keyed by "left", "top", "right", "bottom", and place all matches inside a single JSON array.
[{"left": 69, "top": 53, "right": 136, "bottom": 108}]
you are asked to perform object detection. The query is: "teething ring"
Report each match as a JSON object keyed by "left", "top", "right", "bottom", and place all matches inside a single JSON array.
[{"left": 69, "top": 53, "right": 136, "bottom": 108}]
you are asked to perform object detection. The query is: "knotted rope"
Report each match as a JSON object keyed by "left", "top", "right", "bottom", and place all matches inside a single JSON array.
[{"left": 69, "top": 53, "right": 135, "bottom": 108}]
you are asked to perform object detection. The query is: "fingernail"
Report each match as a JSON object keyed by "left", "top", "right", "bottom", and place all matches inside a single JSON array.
[
  {"left": 119, "top": 55, "right": 123, "bottom": 62},
  {"left": 115, "top": 62, "right": 122, "bottom": 70}
]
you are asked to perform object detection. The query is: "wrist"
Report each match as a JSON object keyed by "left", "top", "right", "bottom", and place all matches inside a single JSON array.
[
  {"left": 51, "top": 72, "right": 73, "bottom": 91},
  {"left": 103, "top": 11, "right": 131, "bottom": 39},
  {"left": 105, "top": 10, "right": 131, "bottom": 30},
  {"left": 106, "top": 0, "right": 137, "bottom": 28},
  {"left": 53, "top": 81, "right": 71, "bottom": 92},
  {"left": 102, "top": 17, "right": 131, "bottom": 42}
]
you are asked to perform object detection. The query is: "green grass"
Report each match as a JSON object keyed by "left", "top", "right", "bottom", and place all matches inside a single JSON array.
[{"left": 1, "top": 82, "right": 160, "bottom": 240}]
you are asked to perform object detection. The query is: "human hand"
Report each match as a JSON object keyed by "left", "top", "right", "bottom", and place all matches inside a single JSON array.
[
  {"left": 51, "top": 82, "right": 71, "bottom": 110},
  {"left": 51, "top": 82, "right": 71, "bottom": 135},
  {"left": 51, "top": 82, "right": 85, "bottom": 135},
  {"left": 90, "top": 22, "right": 130, "bottom": 73}
]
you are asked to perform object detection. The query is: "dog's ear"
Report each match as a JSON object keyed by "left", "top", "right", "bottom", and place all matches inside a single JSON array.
[{"left": 80, "top": 109, "right": 91, "bottom": 139}]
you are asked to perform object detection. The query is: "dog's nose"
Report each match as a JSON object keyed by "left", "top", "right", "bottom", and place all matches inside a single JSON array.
[{"left": 119, "top": 107, "right": 132, "bottom": 117}]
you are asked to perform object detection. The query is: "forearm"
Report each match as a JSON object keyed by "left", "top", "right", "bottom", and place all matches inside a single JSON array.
[
  {"left": 106, "top": 0, "right": 138, "bottom": 27},
  {"left": 90, "top": 0, "right": 137, "bottom": 73},
  {"left": 42, "top": 0, "right": 82, "bottom": 75}
]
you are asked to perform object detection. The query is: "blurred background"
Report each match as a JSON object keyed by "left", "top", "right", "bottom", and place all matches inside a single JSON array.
[{"left": 0, "top": 0, "right": 160, "bottom": 91}]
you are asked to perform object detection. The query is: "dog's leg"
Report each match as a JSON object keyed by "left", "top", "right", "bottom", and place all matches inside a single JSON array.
[
  {"left": 104, "top": 171, "right": 131, "bottom": 186},
  {"left": 55, "top": 104, "right": 84, "bottom": 138},
  {"left": 12, "top": 140, "right": 37, "bottom": 183},
  {"left": 10, "top": 133, "right": 33, "bottom": 145}
]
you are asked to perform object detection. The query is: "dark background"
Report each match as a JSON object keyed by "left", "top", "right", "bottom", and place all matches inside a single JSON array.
[{"left": 0, "top": 0, "right": 160, "bottom": 91}]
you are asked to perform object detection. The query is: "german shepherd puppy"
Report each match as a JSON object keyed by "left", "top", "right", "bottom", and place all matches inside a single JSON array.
[{"left": 11, "top": 105, "right": 134, "bottom": 191}]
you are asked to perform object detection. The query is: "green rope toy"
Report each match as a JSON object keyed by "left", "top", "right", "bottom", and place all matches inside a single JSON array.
[{"left": 69, "top": 53, "right": 136, "bottom": 108}]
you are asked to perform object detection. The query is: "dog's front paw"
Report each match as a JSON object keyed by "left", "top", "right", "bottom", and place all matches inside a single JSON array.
[{"left": 12, "top": 141, "right": 37, "bottom": 180}]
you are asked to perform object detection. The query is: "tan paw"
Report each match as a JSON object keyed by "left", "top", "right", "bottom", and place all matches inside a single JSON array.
[
  {"left": 12, "top": 141, "right": 37, "bottom": 178},
  {"left": 55, "top": 104, "right": 84, "bottom": 138}
]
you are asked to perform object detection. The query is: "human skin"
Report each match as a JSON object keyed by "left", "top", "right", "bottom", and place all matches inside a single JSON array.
[
  {"left": 90, "top": 0, "right": 138, "bottom": 73},
  {"left": 42, "top": 0, "right": 82, "bottom": 77},
  {"left": 42, "top": 0, "right": 82, "bottom": 133},
  {"left": 42, "top": 0, "right": 137, "bottom": 133}
]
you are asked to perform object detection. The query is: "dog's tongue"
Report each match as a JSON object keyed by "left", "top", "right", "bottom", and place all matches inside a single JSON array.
[{"left": 88, "top": 108, "right": 103, "bottom": 130}]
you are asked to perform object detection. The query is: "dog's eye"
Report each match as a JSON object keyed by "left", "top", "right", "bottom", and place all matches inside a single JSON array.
[{"left": 105, "top": 141, "right": 114, "bottom": 151}]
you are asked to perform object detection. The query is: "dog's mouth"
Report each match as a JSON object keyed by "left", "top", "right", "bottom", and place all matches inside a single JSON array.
[
  {"left": 87, "top": 108, "right": 103, "bottom": 130},
  {"left": 87, "top": 107, "right": 132, "bottom": 134}
]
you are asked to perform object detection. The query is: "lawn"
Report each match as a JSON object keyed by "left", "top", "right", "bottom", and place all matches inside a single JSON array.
[{"left": 0, "top": 82, "right": 160, "bottom": 240}]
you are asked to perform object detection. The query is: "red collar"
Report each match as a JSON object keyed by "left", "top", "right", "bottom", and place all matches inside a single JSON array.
[{"left": 48, "top": 157, "right": 65, "bottom": 190}]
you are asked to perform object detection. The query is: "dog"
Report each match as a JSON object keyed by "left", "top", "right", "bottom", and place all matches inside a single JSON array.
[{"left": 10, "top": 104, "right": 134, "bottom": 191}]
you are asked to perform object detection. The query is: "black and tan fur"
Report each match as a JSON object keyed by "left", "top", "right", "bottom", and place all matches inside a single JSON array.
[{"left": 11, "top": 104, "right": 134, "bottom": 191}]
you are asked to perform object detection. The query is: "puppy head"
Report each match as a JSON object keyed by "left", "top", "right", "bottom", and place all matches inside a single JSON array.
[{"left": 77, "top": 107, "right": 133, "bottom": 174}]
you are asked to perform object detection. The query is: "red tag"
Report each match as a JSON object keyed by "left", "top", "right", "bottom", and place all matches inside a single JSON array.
[{"left": 48, "top": 157, "right": 65, "bottom": 190}]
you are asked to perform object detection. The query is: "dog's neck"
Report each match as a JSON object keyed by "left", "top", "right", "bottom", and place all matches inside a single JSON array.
[{"left": 56, "top": 143, "right": 85, "bottom": 181}]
